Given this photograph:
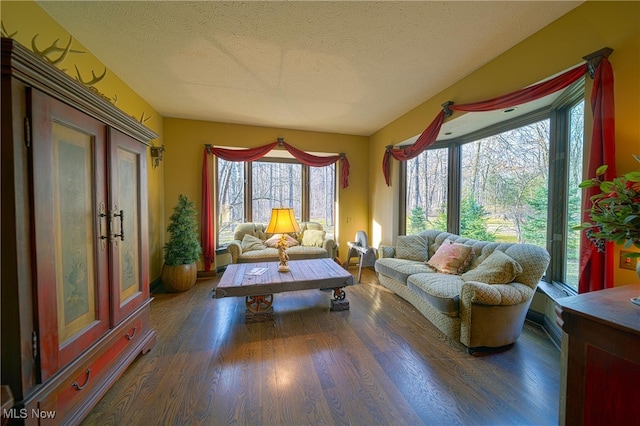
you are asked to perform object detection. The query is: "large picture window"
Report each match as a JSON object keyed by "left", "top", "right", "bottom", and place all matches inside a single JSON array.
[
  {"left": 217, "top": 156, "right": 335, "bottom": 245},
  {"left": 402, "top": 85, "right": 585, "bottom": 292}
]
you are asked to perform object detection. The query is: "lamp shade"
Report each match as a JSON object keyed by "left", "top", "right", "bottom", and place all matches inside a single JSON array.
[{"left": 265, "top": 208, "right": 300, "bottom": 234}]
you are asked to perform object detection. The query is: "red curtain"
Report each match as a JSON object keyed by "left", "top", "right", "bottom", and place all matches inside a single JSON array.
[
  {"left": 282, "top": 142, "right": 350, "bottom": 188},
  {"left": 579, "top": 57, "right": 616, "bottom": 293},
  {"left": 451, "top": 64, "right": 588, "bottom": 113},
  {"left": 383, "top": 110, "right": 446, "bottom": 186},
  {"left": 201, "top": 147, "right": 215, "bottom": 271},
  {"left": 200, "top": 141, "right": 350, "bottom": 270}
]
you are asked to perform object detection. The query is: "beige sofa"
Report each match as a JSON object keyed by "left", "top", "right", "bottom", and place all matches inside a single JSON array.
[
  {"left": 375, "top": 230, "right": 550, "bottom": 354},
  {"left": 227, "top": 222, "right": 337, "bottom": 264}
]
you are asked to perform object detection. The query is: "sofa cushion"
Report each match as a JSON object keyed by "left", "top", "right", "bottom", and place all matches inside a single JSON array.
[
  {"left": 461, "top": 249, "right": 523, "bottom": 284},
  {"left": 407, "top": 273, "right": 464, "bottom": 317},
  {"left": 264, "top": 234, "right": 299, "bottom": 248},
  {"left": 301, "top": 229, "right": 326, "bottom": 247},
  {"left": 395, "top": 234, "right": 429, "bottom": 261},
  {"left": 374, "top": 258, "right": 433, "bottom": 284},
  {"left": 426, "top": 240, "right": 473, "bottom": 274},
  {"left": 241, "top": 234, "right": 267, "bottom": 252}
]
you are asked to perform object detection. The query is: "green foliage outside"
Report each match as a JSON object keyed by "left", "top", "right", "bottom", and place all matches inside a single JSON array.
[
  {"left": 408, "top": 206, "right": 427, "bottom": 234},
  {"left": 459, "top": 197, "right": 496, "bottom": 241},
  {"left": 521, "top": 185, "right": 549, "bottom": 247},
  {"left": 164, "top": 194, "right": 202, "bottom": 266}
]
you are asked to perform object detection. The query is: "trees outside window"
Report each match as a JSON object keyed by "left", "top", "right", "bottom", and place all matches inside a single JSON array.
[
  {"left": 405, "top": 148, "right": 448, "bottom": 234},
  {"left": 217, "top": 157, "right": 335, "bottom": 244}
]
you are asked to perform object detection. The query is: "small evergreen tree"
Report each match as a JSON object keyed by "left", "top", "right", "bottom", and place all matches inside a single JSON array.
[
  {"left": 460, "top": 197, "right": 496, "bottom": 241},
  {"left": 164, "top": 195, "right": 202, "bottom": 266},
  {"left": 521, "top": 185, "right": 549, "bottom": 246},
  {"left": 408, "top": 206, "right": 427, "bottom": 234}
]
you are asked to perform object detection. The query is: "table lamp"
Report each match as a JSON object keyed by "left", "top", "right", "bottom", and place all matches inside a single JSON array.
[{"left": 265, "top": 207, "right": 301, "bottom": 272}]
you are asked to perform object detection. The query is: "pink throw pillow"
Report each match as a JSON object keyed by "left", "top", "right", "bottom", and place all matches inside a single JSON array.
[{"left": 426, "top": 240, "right": 473, "bottom": 275}]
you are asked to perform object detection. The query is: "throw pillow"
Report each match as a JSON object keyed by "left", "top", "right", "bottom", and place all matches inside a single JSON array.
[
  {"left": 241, "top": 234, "right": 266, "bottom": 252},
  {"left": 426, "top": 240, "right": 473, "bottom": 274},
  {"left": 461, "top": 250, "right": 523, "bottom": 284},
  {"left": 301, "top": 229, "right": 326, "bottom": 247},
  {"left": 265, "top": 234, "right": 299, "bottom": 248},
  {"left": 395, "top": 234, "right": 429, "bottom": 261}
]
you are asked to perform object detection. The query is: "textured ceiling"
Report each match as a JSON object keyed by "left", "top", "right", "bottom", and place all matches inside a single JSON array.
[{"left": 37, "top": 1, "right": 582, "bottom": 137}]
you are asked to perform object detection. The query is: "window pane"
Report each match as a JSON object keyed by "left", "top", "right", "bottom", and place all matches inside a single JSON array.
[
  {"left": 565, "top": 101, "right": 585, "bottom": 289},
  {"left": 309, "top": 164, "right": 335, "bottom": 239},
  {"left": 405, "top": 148, "right": 448, "bottom": 234},
  {"left": 252, "top": 161, "right": 302, "bottom": 224},
  {"left": 217, "top": 158, "right": 244, "bottom": 244},
  {"left": 461, "top": 120, "right": 550, "bottom": 244}
]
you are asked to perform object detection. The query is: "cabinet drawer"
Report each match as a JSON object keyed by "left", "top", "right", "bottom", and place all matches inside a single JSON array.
[{"left": 33, "top": 306, "right": 153, "bottom": 425}]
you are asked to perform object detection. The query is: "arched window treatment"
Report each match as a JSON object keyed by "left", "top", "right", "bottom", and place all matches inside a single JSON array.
[
  {"left": 201, "top": 140, "right": 350, "bottom": 271},
  {"left": 381, "top": 48, "right": 615, "bottom": 293}
]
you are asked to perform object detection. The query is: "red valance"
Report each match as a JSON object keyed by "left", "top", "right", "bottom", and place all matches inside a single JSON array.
[{"left": 382, "top": 63, "right": 589, "bottom": 186}]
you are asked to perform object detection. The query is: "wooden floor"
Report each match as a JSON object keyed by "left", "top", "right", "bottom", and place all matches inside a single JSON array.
[{"left": 82, "top": 268, "right": 561, "bottom": 426}]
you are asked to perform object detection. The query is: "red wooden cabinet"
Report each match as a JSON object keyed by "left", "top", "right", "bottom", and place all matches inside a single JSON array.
[
  {"left": 1, "top": 38, "right": 157, "bottom": 424},
  {"left": 557, "top": 284, "right": 640, "bottom": 426}
]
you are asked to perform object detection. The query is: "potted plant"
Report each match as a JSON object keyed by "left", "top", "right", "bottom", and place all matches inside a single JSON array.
[
  {"left": 576, "top": 155, "right": 640, "bottom": 282},
  {"left": 161, "top": 194, "right": 202, "bottom": 292}
]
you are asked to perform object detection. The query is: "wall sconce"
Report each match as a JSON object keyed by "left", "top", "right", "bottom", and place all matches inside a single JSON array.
[{"left": 150, "top": 145, "right": 165, "bottom": 169}]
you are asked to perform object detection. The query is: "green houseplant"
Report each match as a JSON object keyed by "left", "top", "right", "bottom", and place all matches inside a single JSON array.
[
  {"left": 576, "top": 155, "right": 640, "bottom": 287},
  {"left": 161, "top": 194, "right": 202, "bottom": 292}
]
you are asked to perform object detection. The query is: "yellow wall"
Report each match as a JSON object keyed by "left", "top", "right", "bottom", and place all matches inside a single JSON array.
[
  {"left": 369, "top": 1, "right": 640, "bottom": 287},
  {"left": 163, "top": 118, "right": 369, "bottom": 266},
  {"left": 2, "top": 0, "right": 166, "bottom": 281}
]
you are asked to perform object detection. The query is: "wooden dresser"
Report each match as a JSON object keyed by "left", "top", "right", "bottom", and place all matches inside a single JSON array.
[
  {"left": 1, "top": 38, "right": 157, "bottom": 424},
  {"left": 556, "top": 284, "right": 640, "bottom": 426}
]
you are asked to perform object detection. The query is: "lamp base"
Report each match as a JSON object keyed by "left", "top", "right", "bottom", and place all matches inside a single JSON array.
[{"left": 278, "top": 264, "right": 290, "bottom": 272}]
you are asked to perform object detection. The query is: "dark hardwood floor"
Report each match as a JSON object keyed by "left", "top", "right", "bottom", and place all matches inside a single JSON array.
[{"left": 82, "top": 267, "right": 560, "bottom": 425}]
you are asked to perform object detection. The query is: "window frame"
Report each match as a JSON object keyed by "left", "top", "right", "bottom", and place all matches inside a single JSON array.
[
  {"left": 215, "top": 155, "right": 337, "bottom": 245},
  {"left": 400, "top": 81, "right": 585, "bottom": 292}
]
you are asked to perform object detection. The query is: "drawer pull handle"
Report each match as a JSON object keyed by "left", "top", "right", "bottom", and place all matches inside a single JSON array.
[
  {"left": 125, "top": 326, "right": 137, "bottom": 340},
  {"left": 72, "top": 369, "right": 92, "bottom": 390}
]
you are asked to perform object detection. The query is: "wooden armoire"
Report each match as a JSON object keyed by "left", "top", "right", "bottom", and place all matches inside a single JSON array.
[{"left": 1, "top": 38, "right": 157, "bottom": 424}]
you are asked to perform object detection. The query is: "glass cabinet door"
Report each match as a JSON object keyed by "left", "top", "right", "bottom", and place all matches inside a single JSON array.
[
  {"left": 31, "top": 90, "right": 110, "bottom": 381},
  {"left": 109, "top": 128, "right": 149, "bottom": 325}
]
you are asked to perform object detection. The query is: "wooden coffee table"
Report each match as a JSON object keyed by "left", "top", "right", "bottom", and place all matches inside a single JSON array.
[{"left": 213, "top": 258, "right": 355, "bottom": 322}]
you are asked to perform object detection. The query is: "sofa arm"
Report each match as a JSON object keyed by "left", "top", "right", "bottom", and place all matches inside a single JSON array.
[
  {"left": 460, "top": 281, "right": 534, "bottom": 307},
  {"left": 227, "top": 241, "right": 242, "bottom": 263},
  {"left": 322, "top": 238, "right": 337, "bottom": 259},
  {"left": 378, "top": 244, "right": 395, "bottom": 259}
]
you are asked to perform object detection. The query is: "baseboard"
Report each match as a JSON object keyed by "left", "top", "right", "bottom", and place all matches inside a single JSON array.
[
  {"left": 150, "top": 276, "right": 162, "bottom": 294},
  {"left": 526, "top": 310, "right": 561, "bottom": 350}
]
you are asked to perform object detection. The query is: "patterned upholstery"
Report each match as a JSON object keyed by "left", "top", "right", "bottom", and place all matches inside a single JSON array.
[
  {"left": 228, "top": 222, "right": 337, "bottom": 263},
  {"left": 375, "top": 230, "right": 550, "bottom": 351},
  {"left": 374, "top": 258, "right": 433, "bottom": 283}
]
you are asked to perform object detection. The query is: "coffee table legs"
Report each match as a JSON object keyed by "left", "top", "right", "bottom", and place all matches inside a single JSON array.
[
  {"left": 330, "top": 287, "right": 349, "bottom": 311},
  {"left": 245, "top": 294, "right": 274, "bottom": 323},
  {"left": 242, "top": 287, "right": 350, "bottom": 322}
]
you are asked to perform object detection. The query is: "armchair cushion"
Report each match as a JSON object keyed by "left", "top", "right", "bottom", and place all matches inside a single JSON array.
[
  {"left": 301, "top": 229, "right": 326, "bottom": 247},
  {"left": 241, "top": 234, "right": 267, "bottom": 252},
  {"left": 395, "top": 234, "right": 429, "bottom": 261},
  {"left": 461, "top": 249, "right": 522, "bottom": 284}
]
